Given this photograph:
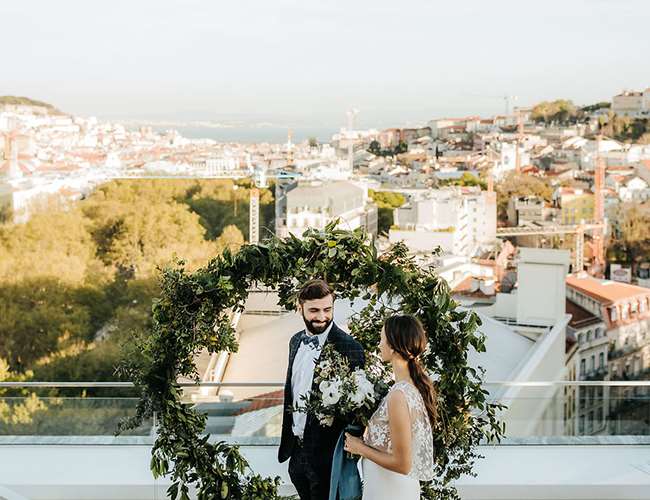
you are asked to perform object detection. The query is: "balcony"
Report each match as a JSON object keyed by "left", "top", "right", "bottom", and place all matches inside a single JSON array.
[
  {"left": 1, "top": 381, "right": 650, "bottom": 499},
  {"left": 580, "top": 366, "right": 609, "bottom": 381},
  {"left": 608, "top": 340, "right": 645, "bottom": 360}
]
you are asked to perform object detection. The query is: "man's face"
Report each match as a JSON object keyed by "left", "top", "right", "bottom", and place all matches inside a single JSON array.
[{"left": 299, "top": 294, "right": 334, "bottom": 335}]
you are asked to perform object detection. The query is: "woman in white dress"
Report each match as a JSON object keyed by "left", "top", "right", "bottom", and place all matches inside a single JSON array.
[{"left": 343, "top": 314, "right": 437, "bottom": 499}]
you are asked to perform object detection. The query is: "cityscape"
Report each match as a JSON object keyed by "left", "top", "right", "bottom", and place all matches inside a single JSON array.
[
  {"left": 2, "top": 1, "right": 650, "bottom": 498},
  {"left": 2, "top": 86, "right": 650, "bottom": 498}
]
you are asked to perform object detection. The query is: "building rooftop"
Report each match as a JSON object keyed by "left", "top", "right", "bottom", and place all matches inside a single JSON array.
[
  {"left": 286, "top": 180, "right": 364, "bottom": 215},
  {"left": 565, "top": 298, "right": 602, "bottom": 329},
  {"left": 566, "top": 274, "right": 650, "bottom": 305}
]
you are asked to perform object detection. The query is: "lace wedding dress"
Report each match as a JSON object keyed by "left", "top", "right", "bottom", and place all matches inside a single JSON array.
[{"left": 361, "top": 380, "right": 434, "bottom": 499}]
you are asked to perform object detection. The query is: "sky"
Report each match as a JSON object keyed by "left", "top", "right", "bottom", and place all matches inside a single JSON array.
[{"left": 2, "top": 0, "right": 650, "bottom": 131}]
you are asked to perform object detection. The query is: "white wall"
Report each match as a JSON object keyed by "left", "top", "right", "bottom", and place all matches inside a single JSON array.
[
  {"left": 0, "top": 442, "right": 649, "bottom": 499},
  {"left": 516, "top": 249, "right": 570, "bottom": 327}
]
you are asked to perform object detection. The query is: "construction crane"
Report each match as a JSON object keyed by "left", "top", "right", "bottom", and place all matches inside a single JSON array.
[
  {"left": 497, "top": 222, "right": 604, "bottom": 273},
  {"left": 496, "top": 134, "right": 607, "bottom": 277},
  {"left": 465, "top": 94, "right": 518, "bottom": 116}
]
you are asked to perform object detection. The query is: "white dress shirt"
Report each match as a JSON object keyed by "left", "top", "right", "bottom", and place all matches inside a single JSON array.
[{"left": 291, "top": 322, "right": 333, "bottom": 438}]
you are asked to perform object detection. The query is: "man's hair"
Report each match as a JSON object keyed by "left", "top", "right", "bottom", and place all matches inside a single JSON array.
[{"left": 298, "top": 279, "right": 335, "bottom": 305}]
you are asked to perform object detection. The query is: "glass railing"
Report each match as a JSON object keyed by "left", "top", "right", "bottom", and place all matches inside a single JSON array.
[{"left": 1, "top": 381, "right": 649, "bottom": 444}]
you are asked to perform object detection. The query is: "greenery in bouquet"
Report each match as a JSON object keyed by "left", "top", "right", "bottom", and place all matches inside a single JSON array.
[{"left": 296, "top": 344, "right": 389, "bottom": 428}]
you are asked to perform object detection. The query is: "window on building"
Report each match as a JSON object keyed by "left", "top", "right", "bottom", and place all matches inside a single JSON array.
[
  {"left": 587, "top": 330, "right": 592, "bottom": 342},
  {"left": 580, "top": 359, "right": 586, "bottom": 375},
  {"left": 589, "top": 355, "right": 595, "bottom": 372},
  {"left": 578, "top": 333, "right": 584, "bottom": 344},
  {"left": 611, "top": 308, "right": 618, "bottom": 321},
  {"left": 579, "top": 415, "right": 585, "bottom": 434},
  {"left": 599, "top": 352, "right": 605, "bottom": 369}
]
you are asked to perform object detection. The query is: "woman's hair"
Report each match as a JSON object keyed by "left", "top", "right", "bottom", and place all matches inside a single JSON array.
[{"left": 384, "top": 314, "right": 438, "bottom": 427}]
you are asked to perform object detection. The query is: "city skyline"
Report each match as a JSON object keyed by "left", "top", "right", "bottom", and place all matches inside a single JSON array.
[{"left": 3, "top": 0, "right": 650, "bottom": 130}]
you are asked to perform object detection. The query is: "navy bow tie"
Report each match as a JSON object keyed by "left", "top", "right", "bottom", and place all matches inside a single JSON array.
[{"left": 300, "top": 334, "right": 320, "bottom": 349}]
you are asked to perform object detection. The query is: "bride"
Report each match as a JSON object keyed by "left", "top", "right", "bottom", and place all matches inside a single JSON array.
[{"left": 343, "top": 314, "right": 436, "bottom": 499}]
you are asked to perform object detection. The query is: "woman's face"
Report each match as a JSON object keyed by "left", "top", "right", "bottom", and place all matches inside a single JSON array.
[{"left": 379, "top": 327, "right": 392, "bottom": 363}]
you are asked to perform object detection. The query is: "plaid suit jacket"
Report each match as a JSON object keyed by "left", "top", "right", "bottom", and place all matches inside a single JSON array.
[{"left": 278, "top": 322, "right": 365, "bottom": 464}]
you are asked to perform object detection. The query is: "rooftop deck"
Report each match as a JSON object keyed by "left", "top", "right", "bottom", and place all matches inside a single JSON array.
[{"left": 0, "top": 381, "right": 649, "bottom": 499}]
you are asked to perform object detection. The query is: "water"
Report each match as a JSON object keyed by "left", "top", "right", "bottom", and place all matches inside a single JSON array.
[{"left": 149, "top": 125, "right": 339, "bottom": 144}]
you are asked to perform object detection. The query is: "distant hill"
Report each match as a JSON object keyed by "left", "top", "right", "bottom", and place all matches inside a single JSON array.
[{"left": 0, "top": 96, "right": 63, "bottom": 114}]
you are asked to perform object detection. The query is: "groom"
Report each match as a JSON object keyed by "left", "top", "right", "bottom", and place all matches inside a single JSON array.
[{"left": 279, "top": 279, "right": 365, "bottom": 500}]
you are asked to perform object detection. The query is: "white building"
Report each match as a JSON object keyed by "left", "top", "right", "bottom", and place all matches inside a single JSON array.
[
  {"left": 276, "top": 180, "right": 378, "bottom": 239},
  {"left": 493, "top": 141, "right": 530, "bottom": 178},
  {"left": 463, "top": 248, "right": 573, "bottom": 437},
  {"left": 612, "top": 88, "right": 650, "bottom": 117},
  {"left": 564, "top": 299, "right": 609, "bottom": 436},
  {"left": 618, "top": 176, "right": 650, "bottom": 202},
  {"left": 389, "top": 187, "right": 496, "bottom": 257}
]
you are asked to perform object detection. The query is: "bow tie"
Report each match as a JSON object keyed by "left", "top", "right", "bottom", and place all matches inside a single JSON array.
[{"left": 300, "top": 333, "right": 320, "bottom": 349}]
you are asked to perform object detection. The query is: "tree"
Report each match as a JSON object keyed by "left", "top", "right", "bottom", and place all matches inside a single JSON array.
[
  {"left": 531, "top": 99, "right": 578, "bottom": 125},
  {"left": 0, "top": 278, "right": 98, "bottom": 371},
  {"left": 395, "top": 140, "right": 408, "bottom": 154},
  {"left": 368, "top": 190, "right": 406, "bottom": 235},
  {"left": 85, "top": 199, "right": 216, "bottom": 277},
  {"left": 0, "top": 207, "right": 99, "bottom": 283},
  {"left": 440, "top": 172, "right": 487, "bottom": 190},
  {"left": 581, "top": 102, "right": 611, "bottom": 114},
  {"left": 367, "top": 140, "right": 408, "bottom": 158},
  {"left": 0, "top": 358, "right": 46, "bottom": 426},
  {"left": 215, "top": 225, "right": 245, "bottom": 254},
  {"left": 0, "top": 202, "right": 11, "bottom": 224},
  {"left": 495, "top": 173, "right": 553, "bottom": 222},
  {"left": 0, "top": 178, "right": 275, "bottom": 383},
  {"left": 367, "top": 140, "right": 381, "bottom": 156},
  {"left": 614, "top": 202, "right": 650, "bottom": 268},
  {"left": 183, "top": 180, "right": 275, "bottom": 241},
  {"left": 308, "top": 137, "right": 318, "bottom": 148}
]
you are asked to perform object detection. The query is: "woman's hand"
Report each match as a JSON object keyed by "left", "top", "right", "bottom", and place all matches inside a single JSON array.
[{"left": 344, "top": 432, "right": 365, "bottom": 457}]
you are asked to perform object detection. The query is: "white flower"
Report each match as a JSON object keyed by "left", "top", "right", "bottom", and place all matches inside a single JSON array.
[
  {"left": 349, "top": 387, "right": 366, "bottom": 406},
  {"left": 352, "top": 369, "right": 375, "bottom": 401},
  {"left": 321, "top": 378, "right": 342, "bottom": 406}
]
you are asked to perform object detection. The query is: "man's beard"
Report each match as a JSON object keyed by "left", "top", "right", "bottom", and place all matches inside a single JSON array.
[{"left": 303, "top": 316, "right": 332, "bottom": 335}]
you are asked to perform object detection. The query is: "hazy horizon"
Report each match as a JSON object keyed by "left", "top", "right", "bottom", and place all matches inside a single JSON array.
[{"left": 3, "top": 0, "right": 650, "bottom": 131}]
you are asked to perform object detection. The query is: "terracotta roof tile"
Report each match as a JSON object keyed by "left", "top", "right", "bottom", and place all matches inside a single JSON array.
[{"left": 566, "top": 275, "right": 650, "bottom": 305}]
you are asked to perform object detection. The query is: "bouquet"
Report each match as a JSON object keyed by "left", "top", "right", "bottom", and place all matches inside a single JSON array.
[{"left": 295, "top": 344, "right": 389, "bottom": 428}]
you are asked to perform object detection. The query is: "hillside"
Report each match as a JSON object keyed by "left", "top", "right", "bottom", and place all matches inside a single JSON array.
[{"left": 0, "top": 95, "right": 63, "bottom": 114}]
